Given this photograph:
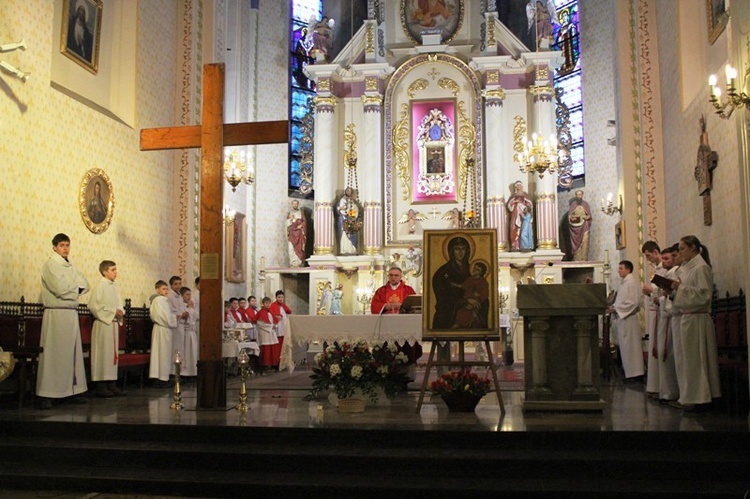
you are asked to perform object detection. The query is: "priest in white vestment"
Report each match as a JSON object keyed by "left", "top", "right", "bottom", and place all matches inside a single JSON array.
[
  {"left": 672, "top": 236, "right": 721, "bottom": 411},
  {"left": 36, "top": 234, "right": 90, "bottom": 407},
  {"left": 88, "top": 260, "right": 126, "bottom": 397},
  {"left": 150, "top": 281, "right": 177, "bottom": 386},
  {"left": 610, "top": 260, "right": 643, "bottom": 381}
]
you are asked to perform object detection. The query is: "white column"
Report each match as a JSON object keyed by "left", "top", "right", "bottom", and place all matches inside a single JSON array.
[
  {"left": 313, "top": 96, "right": 338, "bottom": 255},
  {"left": 530, "top": 81, "right": 559, "bottom": 250},
  {"left": 361, "top": 94, "right": 383, "bottom": 254},
  {"left": 483, "top": 85, "right": 508, "bottom": 251}
]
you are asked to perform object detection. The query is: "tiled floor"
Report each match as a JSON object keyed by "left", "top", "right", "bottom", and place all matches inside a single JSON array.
[{"left": 1, "top": 367, "right": 747, "bottom": 432}]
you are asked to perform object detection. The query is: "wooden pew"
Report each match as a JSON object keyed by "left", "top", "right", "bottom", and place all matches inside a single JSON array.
[{"left": 712, "top": 290, "right": 749, "bottom": 416}]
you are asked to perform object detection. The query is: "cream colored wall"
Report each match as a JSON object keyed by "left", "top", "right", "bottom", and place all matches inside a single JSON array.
[
  {"left": 0, "top": 0, "right": 181, "bottom": 305},
  {"left": 656, "top": 0, "right": 744, "bottom": 295}
]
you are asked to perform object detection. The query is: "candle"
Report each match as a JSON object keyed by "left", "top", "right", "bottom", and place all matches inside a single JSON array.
[
  {"left": 604, "top": 249, "right": 610, "bottom": 265},
  {"left": 260, "top": 256, "right": 266, "bottom": 272}
]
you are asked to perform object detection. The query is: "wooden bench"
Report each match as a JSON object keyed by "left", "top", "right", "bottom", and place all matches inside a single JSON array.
[
  {"left": 0, "top": 297, "right": 152, "bottom": 406},
  {"left": 712, "top": 290, "right": 749, "bottom": 417}
]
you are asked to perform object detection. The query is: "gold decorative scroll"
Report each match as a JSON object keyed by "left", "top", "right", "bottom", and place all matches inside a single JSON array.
[
  {"left": 361, "top": 95, "right": 383, "bottom": 107},
  {"left": 438, "top": 77, "right": 459, "bottom": 96},
  {"left": 316, "top": 280, "right": 328, "bottom": 315},
  {"left": 343, "top": 123, "right": 358, "bottom": 168},
  {"left": 513, "top": 116, "right": 526, "bottom": 155},
  {"left": 482, "top": 88, "right": 506, "bottom": 100},
  {"left": 391, "top": 103, "right": 411, "bottom": 200},
  {"left": 487, "top": 13, "right": 496, "bottom": 46},
  {"left": 529, "top": 85, "right": 554, "bottom": 96},
  {"left": 314, "top": 95, "right": 337, "bottom": 107},
  {"left": 408, "top": 78, "right": 429, "bottom": 98},
  {"left": 456, "top": 100, "right": 476, "bottom": 201}
]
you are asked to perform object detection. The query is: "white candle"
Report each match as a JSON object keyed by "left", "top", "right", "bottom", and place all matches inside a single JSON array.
[
  {"left": 260, "top": 256, "right": 266, "bottom": 272},
  {"left": 604, "top": 249, "right": 610, "bottom": 265}
]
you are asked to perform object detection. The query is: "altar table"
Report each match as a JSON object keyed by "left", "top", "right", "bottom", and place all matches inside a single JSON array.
[{"left": 280, "top": 314, "right": 423, "bottom": 372}]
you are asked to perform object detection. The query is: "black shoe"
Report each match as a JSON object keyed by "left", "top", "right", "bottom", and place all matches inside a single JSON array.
[
  {"left": 684, "top": 402, "right": 712, "bottom": 414},
  {"left": 95, "top": 383, "right": 114, "bottom": 398},
  {"left": 624, "top": 375, "right": 644, "bottom": 384},
  {"left": 108, "top": 383, "right": 127, "bottom": 397},
  {"left": 37, "top": 398, "right": 52, "bottom": 410}
]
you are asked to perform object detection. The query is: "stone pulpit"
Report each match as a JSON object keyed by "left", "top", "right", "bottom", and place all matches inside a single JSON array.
[{"left": 516, "top": 284, "right": 607, "bottom": 412}]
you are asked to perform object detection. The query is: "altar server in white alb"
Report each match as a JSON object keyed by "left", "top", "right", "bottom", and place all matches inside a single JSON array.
[
  {"left": 178, "top": 286, "right": 199, "bottom": 378},
  {"left": 610, "top": 260, "right": 644, "bottom": 382},
  {"left": 149, "top": 280, "right": 177, "bottom": 387},
  {"left": 671, "top": 235, "right": 721, "bottom": 412},
  {"left": 654, "top": 247, "right": 679, "bottom": 403},
  {"left": 36, "top": 233, "right": 90, "bottom": 409},
  {"left": 88, "top": 260, "right": 126, "bottom": 398},
  {"left": 641, "top": 241, "right": 663, "bottom": 397}
]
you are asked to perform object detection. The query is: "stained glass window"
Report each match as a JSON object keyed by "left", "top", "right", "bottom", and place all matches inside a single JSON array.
[
  {"left": 289, "top": 0, "right": 322, "bottom": 191},
  {"left": 551, "top": 0, "right": 584, "bottom": 178}
]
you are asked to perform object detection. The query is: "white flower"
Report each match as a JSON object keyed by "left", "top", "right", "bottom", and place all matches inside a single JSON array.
[
  {"left": 387, "top": 343, "right": 398, "bottom": 353},
  {"left": 314, "top": 353, "right": 323, "bottom": 364},
  {"left": 377, "top": 366, "right": 389, "bottom": 376},
  {"left": 326, "top": 345, "right": 336, "bottom": 354},
  {"left": 395, "top": 352, "right": 408, "bottom": 363},
  {"left": 350, "top": 365, "right": 363, "bottom": 379},
  {"left": 329, "top": 364, "right": 341, "bottom": 377}
]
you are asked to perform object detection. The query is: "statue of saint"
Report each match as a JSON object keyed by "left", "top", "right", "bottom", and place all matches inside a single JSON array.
[
  {"left": 506, "top": 181, "right": 533, "bottom": 251},
  {"left": 286, "top": 200, "right": 307, "bottom": 267},
  {"left": 329, "top": 284, "right": 343, "bottom": 315},
  {"left": 568, "top": 189, "right": 592, "bottom": 261},
  {"left": 337, "top": 187, "right": 360, "bottom": 255}
]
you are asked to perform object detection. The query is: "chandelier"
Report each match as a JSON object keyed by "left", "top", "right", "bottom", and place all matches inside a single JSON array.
[
  {"left": 223, "top": 149, "right": 254, "bottom": 192},
  {"left": 708, "top": 64, "right": 750, "bottom": 119},
  {"left": 514, "top": 132, "right": 562, "bottom": 178}
]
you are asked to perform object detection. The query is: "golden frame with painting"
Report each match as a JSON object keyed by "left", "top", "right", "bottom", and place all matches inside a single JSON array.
[
  {"left": 422, "top": 229, "right": 498, "bottom": 340},
  {"left": 400, "top": 0, "right": 464, "bottom": 45},
  {"left": 60, "top": 0, "right": 103, "bottom": 74},
  {"left": 225, "top": 213, "right": 247, "bottom": 283},
  {"left": 615, "top": 220, "right": 626, "bottom": 250},
  {"left": 79, "top": 168, "right": 114, "bottom": 234},
  {"left": 706, "top": 0, "right": 729, "bottom": 45}
]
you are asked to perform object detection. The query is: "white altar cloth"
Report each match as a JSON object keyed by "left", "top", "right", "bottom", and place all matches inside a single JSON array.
[{"left": 280, "top": 314, "right": 422, "bottom": 372}]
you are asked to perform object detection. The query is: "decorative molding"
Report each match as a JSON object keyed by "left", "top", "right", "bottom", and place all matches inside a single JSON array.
[
  {"left": 314, "top": 95, "right": 338, "bottom": 113},
  {"left": 391, "top": 103, "right": 411, "bottom": 200},
  {"left": 513, "top": 115, "right": 526, "bottom": 155},
  {"left": 487, "top": 13, "right": 496, "bottom": 47},
  {"left": 317, "top": 78, "right": 331, "bottom": 92},
  {"left": 407, "top": 78, "right": 429, "bottom": 98},
  {"left": 456, "top": 100, "right": 476, "bottom": 202},
  {"left": 485, "top": 70, "right": 500, "bottom": 85},
  {"left": 361, "top": 94, "right": 383, "bottom": 111},
  {"left": 438, "top": 77, "right": 459, "bottom": 96},
  {"left": 366, "top": 22, "right": 375, "bottom": 55},
  {"left": 365, "top": 76, "right": 378, "bottom": 91},
  {"left": 530, "top": 85, "right": 554, "bottom": 102},
  {"left": 535, "top": 66, "right": 549, "bottom": 81}
]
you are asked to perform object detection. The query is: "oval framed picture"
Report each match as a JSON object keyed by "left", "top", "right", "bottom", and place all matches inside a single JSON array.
[
  {"left": 400, "top": 0, "right": 464, "bottom": 46},
  {"left": 79, "top": 168, "right": 114, "bottom": 234}
]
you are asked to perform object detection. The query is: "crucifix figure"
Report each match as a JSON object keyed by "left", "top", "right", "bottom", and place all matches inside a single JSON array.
[
  {"left": 140, "top": 63, "right": 288, "bottom": 408},
  {"left": 694, "top": 115, "right": 718, "bottom": 226}
]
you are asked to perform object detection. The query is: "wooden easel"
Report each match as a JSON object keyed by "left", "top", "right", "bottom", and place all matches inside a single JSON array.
[{"left": 415, "top": 336, "right": 505, "bottom": 415}]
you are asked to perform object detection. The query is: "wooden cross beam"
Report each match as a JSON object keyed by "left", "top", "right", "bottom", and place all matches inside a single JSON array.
[{"left": 140, "top": 63, "right": 289, "bottom": 409}]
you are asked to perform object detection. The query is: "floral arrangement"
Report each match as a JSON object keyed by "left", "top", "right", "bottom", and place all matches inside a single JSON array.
[
  {"left": 430, "top": 368, "right": 492, "bottom": 398},
  {"left": 370, "top": 342, "right": 411, "bottom": 397},
  {"left": 308, "top": 340, "right": 411, "bottom": 402}
]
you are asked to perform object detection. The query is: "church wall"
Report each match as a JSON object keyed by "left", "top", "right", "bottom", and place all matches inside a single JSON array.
[
  {"left": 577, "top": 0, "right": 619, "bottom": 288},
  {"left": 0, "top": 0, "right": 181, "bottom": 305},
  {"left": 253, "top": 1, "right": 308, "bottom": 311},
  {"left": 655, "top": 1, "right": 744, "bottom": 295}
]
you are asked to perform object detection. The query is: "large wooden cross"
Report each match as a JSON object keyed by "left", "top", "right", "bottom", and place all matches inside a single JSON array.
[{"left": 140, "top": 63, "right": 288, "bottom": 408}]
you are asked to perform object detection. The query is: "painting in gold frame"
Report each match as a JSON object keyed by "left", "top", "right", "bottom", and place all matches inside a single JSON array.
[
  {"left": 422, "top": 229, "right": 498, "bottom": 340},
  {"left": 400, "top": 0, "right": 463, "bottom": 45},
  {"left": 615, "top": 220, "right": 626, "bottom": 250},
  {"left": 706, "top": 0, "right": 729, "bottom": 45},
  {"left": 60, "top": 0, "right": 103, "bottom": 74},
  {"left": 225, "top": 213, "right": 246, "bottom": 283},
  {"left": 79, "top": 168, "right": 114, "bottom": 234}
]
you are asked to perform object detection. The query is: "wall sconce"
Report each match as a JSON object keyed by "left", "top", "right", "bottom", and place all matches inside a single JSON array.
[
  {"left": 601, "top": 193, "right": 622, "bottom": 216},
  {"left": 224, "top": 149, "right": 254, "bottom": 192},
  {"left": 223, "top": 205, "right": 236, "bottom": 225},
  {"left": 708, "top": 64, "right": 750, "bottom": 119}
]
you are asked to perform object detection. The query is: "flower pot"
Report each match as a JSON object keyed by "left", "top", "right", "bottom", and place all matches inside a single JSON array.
[
  {"left": 337, "top": 397, "right": 366, "bottom": 413},
  {"left": 441, "top": 393, "right": 482, "bottom": 412}
]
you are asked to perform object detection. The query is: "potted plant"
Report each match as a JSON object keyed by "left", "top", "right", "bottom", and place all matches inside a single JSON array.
[
  {"left": 430, "top": 368, "right": 492, "bottom": 412},
  {"left": 309, "top": 340, "right": 378, "bottom": 412},
  {"left": 370, "top": 342, "right": 411, "bottom": 398}
]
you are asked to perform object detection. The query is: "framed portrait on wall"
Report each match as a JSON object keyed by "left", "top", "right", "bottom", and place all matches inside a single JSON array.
[
  {"left": 225, "top": 213, "right": 246, "bottom": 283},
  {"left": 422, "top": 229, "right": 498, "bottom": 339},
  {"left": 60, "top": 0, "right": 102, "bottom": 74},
  {"left": 79, "top": 168, "right": 114, "bottom": 234},
  {"left": 615, "top": 220, "right": 626, "bottom": 250},
  {"left": 706, "top": 0, "right": 729, "bottom": 45},
  {"left": 400, "top": 0, "right": 464, "bottom": 45}
]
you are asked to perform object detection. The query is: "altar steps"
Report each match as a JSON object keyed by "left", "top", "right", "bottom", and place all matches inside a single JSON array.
[{"left": 0, "top": 420, "right": 748, "bottom": 498}]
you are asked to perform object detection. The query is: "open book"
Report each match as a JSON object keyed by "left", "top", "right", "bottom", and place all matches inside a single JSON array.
[{"left": 650, "top": 273, "right": 676, "bottom": 292}]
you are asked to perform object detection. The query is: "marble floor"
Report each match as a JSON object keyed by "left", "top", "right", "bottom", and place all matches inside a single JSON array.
[{"left": 1, "top": 367, "right": 747, "bottom": 432}]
